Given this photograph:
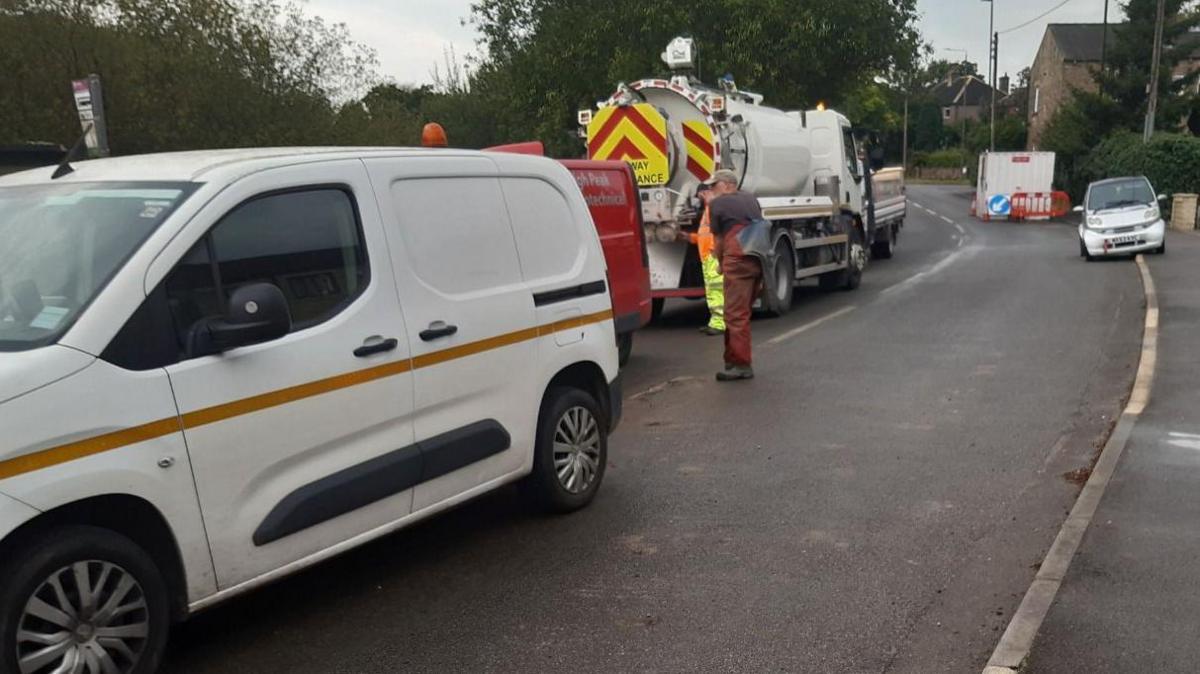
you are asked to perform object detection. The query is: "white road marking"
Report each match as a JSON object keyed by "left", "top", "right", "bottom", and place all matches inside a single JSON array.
[
  {"left": 765, "top": 306, "right": 857, "bottom": 345},
  {"left": 881, "top": 248, "right": 971, "bottom": 296},
  {"left": 940, "top": 215, "right": 955, "bottom": 225},
  {"left": 955, "top": 223, "right": 966, "bottom": 235},
  {"left": 1166, "top": 432, "right": 1200, "bottom": 451}
]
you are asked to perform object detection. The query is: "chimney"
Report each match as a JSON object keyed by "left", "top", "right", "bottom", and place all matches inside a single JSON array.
[{"left": 999, "top": 73, "right": 1010, "bottom": 95}]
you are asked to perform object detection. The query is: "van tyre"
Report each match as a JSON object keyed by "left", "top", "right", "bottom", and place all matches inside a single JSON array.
[
  {"left": 617, "top": 333, "right": 633, "bottom": 366},
  {"left": 763, "top": 237, "right": 795, "bottom": 317},
  {"left": 1153, "top": 240, "right": 1166, "bottom": 255},
  {"left": 1080, "top": 238, "right": 1094, "bottom": 261},
  {"left": 0, "top": 526, "right": 170, "bottom": 674},
  {"left": 526, "top": 387, "right": 608, "bottom": 513},
  {"left": 649, "top": 298, "right": 665, "bottom": 324}
]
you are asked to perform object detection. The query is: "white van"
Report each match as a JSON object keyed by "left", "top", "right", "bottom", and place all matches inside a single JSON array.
[{"left": 0, "top": 148, "right": 620, "bottom": 672}]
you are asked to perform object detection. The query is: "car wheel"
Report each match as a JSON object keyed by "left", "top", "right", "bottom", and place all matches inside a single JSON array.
[
  {"left": 617, "top": 332, "right": 633, "bottom": 367},
  {"left": 1080, "top": 239, "right": 1094, "bottom": 262},
  {"left": 526, "top": 387, "right": 608, "bottom": 513},
  {"left": 1154, "top": 240, "right": 1166, "bottom": 255},
  {"left": 0, "top": 526, "right": 170, "bottom": 674}
]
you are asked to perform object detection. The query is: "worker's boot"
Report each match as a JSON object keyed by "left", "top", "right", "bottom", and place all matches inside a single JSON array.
[
  {"left": 699, "top": 325, "right": 724, "bottom": 336},
  {"left": 716, "top": 365, "right": 754, "bottom": 381}
]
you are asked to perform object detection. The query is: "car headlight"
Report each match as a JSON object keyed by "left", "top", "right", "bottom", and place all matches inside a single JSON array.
[
  {"left": 1087, "top": 216, "right": 1103, "bottom": 227},
  {"left": 1144, "top": 208, "right": 1160, "bottom": 221}
]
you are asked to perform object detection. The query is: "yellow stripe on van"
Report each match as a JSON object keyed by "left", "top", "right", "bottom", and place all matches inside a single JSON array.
[{"left": 0, "top": 309, "right": 614, "bottom": 481}]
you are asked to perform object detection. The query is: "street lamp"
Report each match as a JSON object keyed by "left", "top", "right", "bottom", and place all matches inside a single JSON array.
[{"left": 983, "top": 0, "right": 995, "bottom": 152}]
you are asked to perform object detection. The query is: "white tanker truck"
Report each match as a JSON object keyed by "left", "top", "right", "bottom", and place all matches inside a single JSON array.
[{"left": 580, "top": 37, "right": 905, "bottom": 317}]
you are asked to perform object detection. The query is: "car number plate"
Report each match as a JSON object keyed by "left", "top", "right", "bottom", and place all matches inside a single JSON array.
[{"left": 1111, "top": 235, "right": 1137, "bottom": 245}]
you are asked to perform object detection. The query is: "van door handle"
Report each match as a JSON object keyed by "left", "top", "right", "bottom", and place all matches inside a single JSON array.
[
  {"left": 419, "top": 321, "right": 458, "bottom": 341},
  {"left": 354, "top": 338, "right": 399, "bottom": 358}
]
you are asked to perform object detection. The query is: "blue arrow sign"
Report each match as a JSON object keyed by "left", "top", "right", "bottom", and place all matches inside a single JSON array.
[{"left": 988, "top": 194, "right": 1011, "bottom": 216}]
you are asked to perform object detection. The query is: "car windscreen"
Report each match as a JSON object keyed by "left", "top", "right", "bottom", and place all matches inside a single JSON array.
[
  {"left": 1087, "top": 179, "right": 1154, "bottom": 212},
  {"left": 0, "top": 181, "right": 197, "bottom": 351}
]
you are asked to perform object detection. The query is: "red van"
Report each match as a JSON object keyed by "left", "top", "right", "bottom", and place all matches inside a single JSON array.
[
  {"left": 485, "top": 144, "right": 652, "bottom": 366},
  {"left": 561, "top": 160, "right": 652, "bottom": 365}
]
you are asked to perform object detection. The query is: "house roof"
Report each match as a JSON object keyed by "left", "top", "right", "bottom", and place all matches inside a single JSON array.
[
  {"left": 1046, "top": 24, "right": 1120, "bottom": 62},
  {"left": 930, "top": 75, "right": 1006, "bottom": 107},
  {"left": 1047, "top": 23, "right": 1200, "bottom": 62}
]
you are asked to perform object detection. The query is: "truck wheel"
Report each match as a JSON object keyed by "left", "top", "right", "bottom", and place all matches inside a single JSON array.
[
  {"left": 763, "top": 237, "right": 795, "bottom": 317},
  {"left": 617, "top": 332, "right": 633, "bottom": 366},
  {"left": 820, "top": 226, "right": 867, "bottom": 291},
  {"left": 525, "top": 387, "right": 608, "bottom": 513},
  {"left": 871, "top": 225, "right": 894, "bottom": 259},
  {"left": 0, "top": 526, "right": 171, "bottom": 674}
]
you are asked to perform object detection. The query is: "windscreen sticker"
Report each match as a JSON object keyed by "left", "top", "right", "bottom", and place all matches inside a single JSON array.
[{"left": 29, "top": 306, "right": 69, "bottom": 330}]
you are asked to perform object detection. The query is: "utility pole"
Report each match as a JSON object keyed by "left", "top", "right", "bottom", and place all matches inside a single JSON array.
[
  {"left": 991, "top": 32, "right": 998, "bottom": 151},
  {"left": 1100, "top": 0, "right": 1110, "bottom": 96},
  {"left": 1144, "top": 0, "right": 1166, "bottom": 143}
]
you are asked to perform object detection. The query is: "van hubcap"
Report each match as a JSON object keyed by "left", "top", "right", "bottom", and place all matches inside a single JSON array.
[
  {"left": 553, "top": 406, "right": 601, "bottom": 494},
  {"left": 16, "top": 561, "right": 149, "bottom": 674}
]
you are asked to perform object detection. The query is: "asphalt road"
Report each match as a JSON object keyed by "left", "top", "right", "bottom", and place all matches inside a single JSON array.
[{"left": 163, "top": 185, "right": 1143, "bottom": 673}]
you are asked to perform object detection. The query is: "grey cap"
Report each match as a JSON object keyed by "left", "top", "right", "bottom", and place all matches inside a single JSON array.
[{"left": 704, "top": 169, "right": 739, "bottom": 186}]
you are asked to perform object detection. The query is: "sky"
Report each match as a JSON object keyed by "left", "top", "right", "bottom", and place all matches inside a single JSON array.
[{"left": 306, "top": 0, "right": 1123, "bottom": 88}]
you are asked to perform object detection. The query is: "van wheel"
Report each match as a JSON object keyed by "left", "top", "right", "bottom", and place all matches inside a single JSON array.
[
  {"left": 0, "top": 526, "right": 170, "bottom": 674},
  {"left": 617, "top": 333, "right": 633, "bottom": 367},
  {"left": 526, "top": 387, "right": 607, "bottom": 513},
  {"left": 649, "top": 298, "right": 665, "bottom": 324}
]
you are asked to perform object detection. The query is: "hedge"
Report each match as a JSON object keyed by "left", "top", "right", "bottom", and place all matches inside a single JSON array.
[
  {"left": 1077, "top": 132, "right": 1200, "bottom": 201},
  {"left": 912, "top": 148, "right": 970, "bottom": 169}
]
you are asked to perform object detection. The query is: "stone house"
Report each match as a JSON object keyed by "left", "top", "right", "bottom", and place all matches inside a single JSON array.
[{"left": 1027, "top": 23, "right": 1200, "bottom": 149}]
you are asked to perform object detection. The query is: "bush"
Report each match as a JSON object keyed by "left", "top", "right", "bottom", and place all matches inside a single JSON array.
[
  {"left": 1079, "top": 132, "right": 1200, "bottom": 202},
  {"left": 913, "top": 148, "right": 970, "bottom": 168}
]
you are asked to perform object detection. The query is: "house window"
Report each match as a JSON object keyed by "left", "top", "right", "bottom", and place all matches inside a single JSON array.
[
  {"left": 1033, "top": 88, "right": 1040, "bottom": 115},
  {"left": 943, "top": 107, "right": 952, "bottom": 120}
]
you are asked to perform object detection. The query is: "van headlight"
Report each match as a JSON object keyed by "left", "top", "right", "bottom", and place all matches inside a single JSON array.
[
  {"left": 1087, "top": 216, "right": 1103, "bottom": 227},
  {"left": 1144, "top": 208, "right": 1160, "bottom": 222}
]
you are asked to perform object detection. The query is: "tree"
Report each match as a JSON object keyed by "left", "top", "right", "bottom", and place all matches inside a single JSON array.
[
  {"left": 920, "top": 59, "right": 980, "bottom": 87},
  {"left": 468, "top": 0, "right": 924, "bottom": 155},
  {"left": 1080, "top": 0, "right": 1200, "bottom": 135},
  {"left": 0, "top": 0, "right": 381, "bottom": 152}
]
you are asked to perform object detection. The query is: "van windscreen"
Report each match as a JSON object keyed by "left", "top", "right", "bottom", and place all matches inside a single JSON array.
[{"left": 0, "top": 181, "right": 197, "bottom": 351}]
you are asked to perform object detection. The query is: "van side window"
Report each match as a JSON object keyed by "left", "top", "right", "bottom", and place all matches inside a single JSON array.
[
  {"left": 499, "top": 178, "right": 582, "bottom": 281},
  {"left": 388, "top": 177, "right": 522, "bottom": 295},
  {"left": 164, "top": 188, "right": 367, "bottom": 356}
]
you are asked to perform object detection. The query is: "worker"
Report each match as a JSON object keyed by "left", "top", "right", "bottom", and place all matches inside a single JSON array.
[
  {"left": 686, "top": 185, "right": 724, "bottom": 336},
  {"left": 706, "top": 169, "right": 763, "bottom": 381}
]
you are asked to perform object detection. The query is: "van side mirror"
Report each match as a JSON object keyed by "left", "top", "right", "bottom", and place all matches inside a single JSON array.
[
  {"left": 190, "top": 283, "right": 292, "bottom": 357},
  {"left": 1072, "top": 205, "right": 1084, "bottom": 213},
  {"left": 1158, "top": 193, "right": 1167, "bottom": 202},
  {"left": 869, "top": 147, "right": 886, "bottom": 171}
]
